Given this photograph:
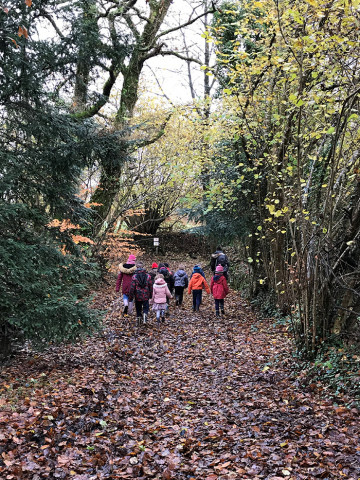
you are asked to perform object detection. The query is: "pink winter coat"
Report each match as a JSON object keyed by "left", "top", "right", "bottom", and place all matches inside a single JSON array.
[
  {"left": 210, "top": 274, "right": 229, "bottom": 299},
  {"left": 152, "top": 278, "right": 172, "bottom": 304},
  {"left": 116, "top": 263, "right": 137, "bottom": 295}
]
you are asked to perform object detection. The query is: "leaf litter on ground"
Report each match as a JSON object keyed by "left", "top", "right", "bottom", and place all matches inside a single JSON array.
[{"left": 0, "top": 255, "right": 359, "bottom": 479}]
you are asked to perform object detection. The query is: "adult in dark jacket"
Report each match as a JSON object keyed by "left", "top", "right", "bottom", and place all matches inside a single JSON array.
[
  {"left": 210, "top": 246, "right": 230, "bottom": 279},
  {"left": 129, "top": 262, "right": 153, "bottom": 326},
  {"left": 115, "top": 254, "right": 137, "bottom": 315}
]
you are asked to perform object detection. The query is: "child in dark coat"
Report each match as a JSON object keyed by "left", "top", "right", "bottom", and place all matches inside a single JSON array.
[
  {"left": 210, "top": 265, "right": 229, "bottom": 317},
  {"left": 129, "top": 262, "right": 153, "bottom": 326},
  {"left": 173, "top": 264, "right": 189, "bottom": 306},
  {"left": 158, "top": 263, "right": 175, "bottom": 315},
  {"left": 149, "top": 262, "right": 158, "bottom": 283}
]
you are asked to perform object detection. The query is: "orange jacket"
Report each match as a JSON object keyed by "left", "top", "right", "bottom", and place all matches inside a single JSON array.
[{"left": 188, "top": 273, "right": 210, "bottom": 294}]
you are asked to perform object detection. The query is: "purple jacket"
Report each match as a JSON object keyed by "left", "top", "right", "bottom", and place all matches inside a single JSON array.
[
  {"left": 116, "top": 263, "right": 137, "bottom": 295},
  {"left": 129, "top": 268, "right": 153, "bottom": 302}
]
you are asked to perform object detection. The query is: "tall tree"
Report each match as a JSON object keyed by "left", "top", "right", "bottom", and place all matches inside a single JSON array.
[
  {"left": 34, "top": 0, "right": 218, "bottom": 232},
  {"left": 0, "top": 0, "right": 120, "bottom": 351}
]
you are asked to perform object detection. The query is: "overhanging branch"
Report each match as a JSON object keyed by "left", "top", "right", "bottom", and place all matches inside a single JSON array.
[
  {"left": 159, "top": 50, "right": 202, "bottom": 65},
  {"left": 130, "top": 112, "right": 172, "bottom": 151}
]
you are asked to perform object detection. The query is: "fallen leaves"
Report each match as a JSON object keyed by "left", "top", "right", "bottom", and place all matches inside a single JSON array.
[{"left": 0, "top": 256, "right": 359, "bottom": 479}]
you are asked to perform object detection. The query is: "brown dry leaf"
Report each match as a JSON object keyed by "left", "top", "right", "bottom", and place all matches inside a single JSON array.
[{"left": 0, "top": 254, "right": 358, "bottom": 479}]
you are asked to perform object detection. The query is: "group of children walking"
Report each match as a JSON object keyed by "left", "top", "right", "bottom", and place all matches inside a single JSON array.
[{"left": 115, "top": 255, "right": 229, "bottom": 326}]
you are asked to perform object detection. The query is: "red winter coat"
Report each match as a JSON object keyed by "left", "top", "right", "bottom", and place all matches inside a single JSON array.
[
  {"left": 116, "top": 263, "right": 137, "bottom": 295},
  {"left": 210, "top": 274, "right": 229, "bottom": 299}
]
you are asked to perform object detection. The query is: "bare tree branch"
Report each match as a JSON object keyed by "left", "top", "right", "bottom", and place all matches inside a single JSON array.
[
  {"left": 159, "top": 50, "right": 203, "bottom": 65},
  {"left": 124, "top": 13, "right": 141, "bottom": 39},
  {"left": 146, "top": 65, "right": 175, "bottom": 106},
  {"left": 155, "top": 7, "right": 216, "bottom": 41},
  {"left": 40, "top": 11, "right": 65, "bottom": 39},
  {"left": 129, "top": 5, "right": 151, "bottom": 23},
  {"left": 181, "top": 29, "right": 197, "bottom": 100}
]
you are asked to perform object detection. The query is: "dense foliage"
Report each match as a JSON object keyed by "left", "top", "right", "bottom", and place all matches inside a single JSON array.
[
  {"left": 0, "top": 0, "right": 112, "bottom": 349},
  {"left": 203, "top": 0, "right": 360, "bottom": 354}
]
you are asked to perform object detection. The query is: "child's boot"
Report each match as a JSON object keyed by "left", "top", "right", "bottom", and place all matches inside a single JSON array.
[
  {"left": 221, "top": 309, "right": 225, "bottom": 316},
  {"left": 143, "top": 313, "right": 148, "bottom": 325},
  {"left": 215, "top": 310, "right": 220, "bottom": 317},
  {"left": 136, "top": 317, "right": 141, "bottom": 327},
  {"left": 123, "top": 305, "right": 128, "bottom": 315},
  {"left": 175, "top": 296, "right": 179, "bottom": 306}
]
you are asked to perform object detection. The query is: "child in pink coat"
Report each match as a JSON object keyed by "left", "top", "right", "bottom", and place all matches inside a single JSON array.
[{"left": 152, "top": 274, "right": 173, "bottom": 323}]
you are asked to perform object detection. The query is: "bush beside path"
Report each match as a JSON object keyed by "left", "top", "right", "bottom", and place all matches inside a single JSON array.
[{"left": 0, "top": 258, "right": 359, "bottom": 479}]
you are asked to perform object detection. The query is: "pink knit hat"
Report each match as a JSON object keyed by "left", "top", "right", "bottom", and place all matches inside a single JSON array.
[
  {"left": 127, "top": 254, "right": 136, "bottom": 264},
  {"left": 215, "top": 265, "right": 224, "bottom": 273}
]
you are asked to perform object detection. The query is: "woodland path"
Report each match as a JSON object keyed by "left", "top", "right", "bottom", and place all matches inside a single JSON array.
[{"left": 0, "top": 257, "right": 359, "bottom": 480}]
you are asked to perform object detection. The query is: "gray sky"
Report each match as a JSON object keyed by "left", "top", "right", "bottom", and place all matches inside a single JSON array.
[{"left": 143, "top": 0, "right": 214, "bottom": 104}]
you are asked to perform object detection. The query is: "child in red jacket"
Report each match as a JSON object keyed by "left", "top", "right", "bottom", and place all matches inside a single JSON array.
[
  {"left": 115, "top": 254, "right": 137, "bottom": 315},
  {"left": 210, "top": 265, "right": 229, "bottom": 317}
]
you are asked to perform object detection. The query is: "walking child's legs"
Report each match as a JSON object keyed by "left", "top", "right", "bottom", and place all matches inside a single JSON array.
[
  {"left": 175, "top": 286, "right": 183, "bottom": 306},
  {"left": 135, "top": 301, "right": 143, "bottom": 318},
  {"left": 122, "top": 294, "right": 129, "bottom": 314},
  {"left": 141, "top": 300, "right": 149, "bottom": 324},
  {"left": 156, "top": 310, "right": 161, "bottom": 321},
  {"left": 197, "top": 290, "right": 202, "bottom": 309},
  {"left": 178, "top": 286, "right": 184, "bottom": 305},
  {"left": 215, "top": 298, "right": 220, "bottom": 314},
  {"left": 192, "top": 291, "right": 197, "bottom": 310},
  {"left": 128, "top": 301, "right": 134, "bottom": 314},
  {"left": 192, "top": 290, "right": 202, "bottom": 311},
  {"left": 143, "top": 300, "right": 149, "bottom": 315},
  {"left": 219, "top": 299, "right": 224, "bottom": 314}
]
